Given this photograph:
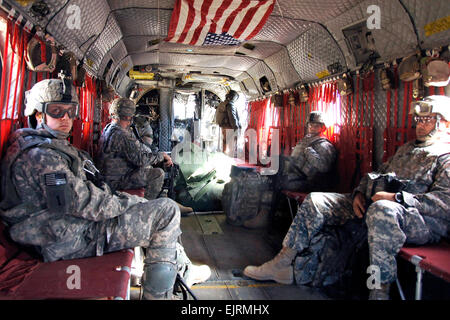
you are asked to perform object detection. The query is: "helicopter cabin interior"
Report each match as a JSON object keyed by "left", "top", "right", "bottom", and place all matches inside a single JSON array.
[{"left": 0, "top": 0, "right": 449, "bottom": 302}]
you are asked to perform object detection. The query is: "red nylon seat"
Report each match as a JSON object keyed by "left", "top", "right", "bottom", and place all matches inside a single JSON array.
[
  {"left": 0, "top": 221, "right": 134, "bottom": 300},
  {"left": 399, "top": 242, "right": 450, "bottom": 283},
  {"left": 281, "top": 190, "right": 308, "bottom": 220},
  {"left": 121, "top": 188, "right": 145, "bottom": 197}
]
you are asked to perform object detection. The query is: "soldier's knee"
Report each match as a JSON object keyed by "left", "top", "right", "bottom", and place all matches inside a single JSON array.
[
  {"left": 308, "top": 192, "right": 324, "bottom": 202},
  {"left": 148, "top": 198, "right": 180, "bottom": 220},
  {"left": 366, "top": 200, "right": 400, "bottom": 226},
  {"left": 150, "top": 167, "right": 165, "bottom": 179}
]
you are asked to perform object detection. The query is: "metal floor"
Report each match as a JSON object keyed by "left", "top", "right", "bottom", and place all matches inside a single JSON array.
[
  {"left": 175, "top": 212, "right": 329, "bottom": 300},
  {"left": 129, "top": 211, "right": 450, "bottom": 301}
]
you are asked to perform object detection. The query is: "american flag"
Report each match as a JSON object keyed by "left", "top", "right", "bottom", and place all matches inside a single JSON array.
[{"left": 165, "top": 0, "right": 275, "bottom": 46}]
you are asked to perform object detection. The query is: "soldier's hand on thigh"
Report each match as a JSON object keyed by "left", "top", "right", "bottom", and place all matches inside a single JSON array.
[{"left": 352, "top": 192, "right": 366, "bottom": 219}]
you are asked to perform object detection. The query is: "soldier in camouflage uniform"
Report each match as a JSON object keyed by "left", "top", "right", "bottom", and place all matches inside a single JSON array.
[
  {"left": 244, "top": 95, "right": 450, "bottom": 300},
  {"left": 276, "top": 110, "right": 337, "bottom": 192},
  {"left": 0, "top": 79, "right": 208, "bottom": 299},
  {"left": 96, "top": 98, "right": 172, "bottom": 200},
  {"left": 243, "top": 111, "right": 337, "bottom": 229},
  {"left": 133, "top": 104, "right": 158, "bottom": 151}
]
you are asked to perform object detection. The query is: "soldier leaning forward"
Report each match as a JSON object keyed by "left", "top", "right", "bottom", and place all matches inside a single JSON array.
[{"left": 96, "top": 98, "right": 169, "bottom": 200}]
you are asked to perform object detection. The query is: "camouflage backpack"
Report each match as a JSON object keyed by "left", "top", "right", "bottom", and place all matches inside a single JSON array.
[
  {"left": 293, "top": 218, "right": 368, "bottom": 293},
  {"left": 222, "top": 166, "right": 273, "bottom": 226}
]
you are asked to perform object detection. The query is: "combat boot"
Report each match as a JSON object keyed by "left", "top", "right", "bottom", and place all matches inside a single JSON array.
[
  {"left": 369, "top": 283, "right": 391, "bottom": 300},
  {"left": 174, "top": 201, "right": 194, "bottom": 215},
  {"left": 175, "top": 242, "right": 211, "bottom": 286},
  {"left": 243, "top": 209, "right": 270, "bottom": 229},
  {"left": 184, "top": 264, "right": 212, "bottom": 287},
  {"left": 243, "top": 247, "right": 297, "bottom": 285},
  {"left": 142, "top": 262, "right": 178, "bottom": 300}
]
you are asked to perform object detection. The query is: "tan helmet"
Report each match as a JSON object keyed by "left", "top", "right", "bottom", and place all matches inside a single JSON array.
[
  {"left": 109, "top": 98, "right": 136, "bottom": 119},
  {"left": 24, "top": 79, "right": 79, "bottom": 116},
  {"left": 410, "top": 95, "right": 450, "bottom": 121},
  {"left": 307, "top": 110, "right": 327, "bottom": 126}
]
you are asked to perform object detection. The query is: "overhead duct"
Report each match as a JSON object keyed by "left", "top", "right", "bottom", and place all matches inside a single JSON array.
[
  {"left": 182, "top": 73, "right": 232, "bottom": 85},
  {"left": 129, "top": 70, "right": 157, "bottom": 80}
]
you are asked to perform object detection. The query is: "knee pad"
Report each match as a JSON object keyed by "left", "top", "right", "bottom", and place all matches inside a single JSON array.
[{"left": 143, "top": 262, "right": 177, "bottom": 296}]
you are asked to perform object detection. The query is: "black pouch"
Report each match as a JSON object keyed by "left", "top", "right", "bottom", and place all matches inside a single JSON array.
[
  {"left": 365, "top": 172, "right": 408, "bottom": 207},
  {"left": 44, "top": 172, "right": 71, "bottom": 214}
]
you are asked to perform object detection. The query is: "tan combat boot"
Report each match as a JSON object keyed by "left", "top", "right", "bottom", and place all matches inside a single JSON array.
[
  {"left": 243, "top": 209, "right": 270, "bottom": 229},
  {"left": 369, "top": 283, "right": 391, "bottom": 300},
  {"left": 184, "top": 264, "right": 212, "bottom": 287},
  {"left": 174, "top": 201, "right": 194, "bottom": 215},
  {"left": 243, "top": 247, "right": 297, "bottom": 285}
]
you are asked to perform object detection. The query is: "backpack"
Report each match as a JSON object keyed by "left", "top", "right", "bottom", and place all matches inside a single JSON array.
[
  {"left": 222, "top": 166, "right": 273, "bottom": 226},
  {"left": 214, "top": 101, "right": 230, "bottom": 128},
  {"left": 293, "top": 219, "right": 368, "bottom": 293}
]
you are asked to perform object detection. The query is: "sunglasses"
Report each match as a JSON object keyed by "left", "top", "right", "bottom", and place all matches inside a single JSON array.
[
  {"left": 44, "top": 102, "right": 79, "bottom": 119},
  {"left": 413, "top": 115, "right": 437, "bottom": 124}
]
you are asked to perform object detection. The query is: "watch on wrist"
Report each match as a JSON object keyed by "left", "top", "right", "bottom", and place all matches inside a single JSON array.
[{"left": 394, "top": 192, "right": 404, "bottom": 204}]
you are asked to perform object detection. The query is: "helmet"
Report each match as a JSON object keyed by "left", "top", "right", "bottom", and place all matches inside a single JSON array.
[
  {"left": 410, "top": 95, "right": 450, "bottom": 121},
  {"left": 307, "top": 111, "right": 326, "bottom": 125},
  {"left": 225, "top": 90, "right": 238, "bottom": 102},
  {"left": 110, "top": 98, "right": 136, "bottom": 119},
  {"left": 24, "top": 79, "right": 79, "bottom": 116},
  {"left": 135, "top": 105, "right": 151, "bottom": 117}
]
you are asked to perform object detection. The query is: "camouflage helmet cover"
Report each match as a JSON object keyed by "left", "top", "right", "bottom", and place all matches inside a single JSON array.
[
  {"left": 24, "top": 79, "right": 79, "bottom": 116},
  {"left": 410, "top": 95, "right": 450, "bottom": 121},
  {"left": 307, "top": 110, "right": 327, "bottom": 126},
  {"left": 110, "top": 98, "right": 136, "bottom": 118}
]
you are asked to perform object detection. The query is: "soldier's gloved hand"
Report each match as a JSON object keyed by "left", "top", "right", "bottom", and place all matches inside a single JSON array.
[
  {"left": 163, "top": 153, "right": 173, "bottom": 167},
  {"left": 352, "top": 192, "right": 366, "bottom": 219}
]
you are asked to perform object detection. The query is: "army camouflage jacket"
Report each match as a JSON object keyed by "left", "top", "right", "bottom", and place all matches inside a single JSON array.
[
  {"left": 286, "top": 134, "right": 337, "bottom": 189},
  {"left": 0, "top": 128, "right": 145, "bottom": 262},
  {"left": 96, "top": 122, "right": 164, "bottom": 186},
  {"left": 354, "top": 139, "right": 450, "bottom": 238}
]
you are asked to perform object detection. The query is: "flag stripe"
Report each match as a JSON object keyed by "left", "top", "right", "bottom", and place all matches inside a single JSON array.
[
  {"left": 183, "top": 0, "right": 209, "bottom": 44},
  {"left": 166, "top": 0, "right": 275, "bottom": 46},
  {"left": 208, "top": 0, "right": 233, "bottom": 35},
  {"left": 165, "top": 0, "right": 182, "bottom": 41},
  {"left": 189, "top": 0, "right": 214, "bottom": 45},
  {"left": 229, "top": 1, "right": 260, "bottom": 39},
  {"left": 167, "top": 0, "right": 190, "bottom": 43},
  {"left": 193, "top": 0, "right": 228, "bottom": 46},
  {"left": 214, "top": 0, "right": 242, "bottom": 35},
  {"left": 243, "top": 0, "right": 275, "bottom": 40},
  {"left": 222, "top": 0, "right": 251, "bottom": 35},
  {"left": 176, "top": 0, "right": 197, "bottom": 44}
]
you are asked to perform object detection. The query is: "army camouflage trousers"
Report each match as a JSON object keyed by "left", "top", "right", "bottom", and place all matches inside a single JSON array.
[
  {"left": 105, "top": 198, "right": 181, "bottom": 264},
  {"left": 284, "top": 192, "right": 433, "bottom": 284},
  {"left": 117, "top": 167, "right": 165, "bottom": 200}
]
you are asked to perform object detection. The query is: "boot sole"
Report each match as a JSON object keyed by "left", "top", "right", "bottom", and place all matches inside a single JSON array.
[{"left": 243, "top": 268, "right": 293, "bottom": 285}]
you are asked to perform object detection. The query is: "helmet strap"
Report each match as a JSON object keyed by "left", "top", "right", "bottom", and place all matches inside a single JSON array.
[
  {"left": 41, "top": 122, "right": 71, "bottom": 139},
  {"left": 435, "top": 115, "right": 441, "bottom": 131},
  {"left": 61, "top": 78, "right": 73, "bottom": 102}
]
